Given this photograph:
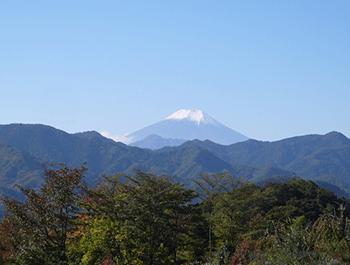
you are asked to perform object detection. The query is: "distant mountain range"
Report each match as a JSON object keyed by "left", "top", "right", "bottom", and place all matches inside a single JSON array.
[
  {"left": 163, "top": 131, "right": 350, "bottom": 179},
  {"left": 127, "top": 109, "right": 249, "bottom": 148},
  {"left": 0, "top": 123, "right": 350, "bottom": 213},
  {"left": 1, "top": 110, "right": 350, "bottom": 217}
]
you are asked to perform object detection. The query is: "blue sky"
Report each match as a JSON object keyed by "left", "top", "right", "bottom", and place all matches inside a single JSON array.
[{"left": 1, "top": 1, "right": 349, "bottom": 142}]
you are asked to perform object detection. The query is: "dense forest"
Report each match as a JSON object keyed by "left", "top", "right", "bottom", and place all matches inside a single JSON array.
[{"left": 1, "top": 164, "right": 350, "bottom": 264}]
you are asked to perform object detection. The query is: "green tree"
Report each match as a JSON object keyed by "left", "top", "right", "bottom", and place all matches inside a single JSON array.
[
  {"left": 74, "top": 170, "right": 200, "bottom": 264},
  {"left": 1, "top": 164, "right": 87, "bottom": 264},
  {"left": 69, "top": 174, "right": 133, "bottom": 264},
  {"left": 124, "top": 170, "right": 198, "bottom": 264},
  {"left": 193, "top": 172, "right": 244, "bottom": 255}
]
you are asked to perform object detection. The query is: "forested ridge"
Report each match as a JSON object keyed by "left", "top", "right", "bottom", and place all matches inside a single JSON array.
[
  {"left": 1, "top": 124, "right": 350, "bottom": 208},
  {"left": 1, "top": 164, "right": 350, "bottom": 264}
]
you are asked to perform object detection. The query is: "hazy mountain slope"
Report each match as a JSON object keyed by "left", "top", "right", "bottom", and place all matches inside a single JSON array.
[
  {"left": 128, "top": 146, "right": 294, "bottom": 188},
  {"left": 128, "top": 110, "right": 249, "bottom": 145},
  {"left": 313, "top": 175, "right": 350, "bottom": 192},
  {"left": 229, "top": 132, "right": 350, "bottom": 167},
  {"left": 131, "top": 134, "right": 186, "bottom": 150},
  {"left": 0, "top": 124, "right": 78, "bottom": 164},
  {"left": 313, "top": 180, "right": 350, "bottom": 199},
  {"left": 253, "top": 175, "right": 294, "bottom": 186}
]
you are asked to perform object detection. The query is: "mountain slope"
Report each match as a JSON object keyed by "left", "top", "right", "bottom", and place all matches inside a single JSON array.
[
  {"left": 1, "top": 123, "right": 350, "bottom": 207},
  {"left": 0, "top": 123, "right": 294, "bottom": 188},
  {"left": 0, "top": 124, "right": 256, "bottom": 186},
  {"left": 0, "top": 143, "right": 45, "bottom": 218},
  {"left": 131, "top": 134, "right": 187, "bottom": 150},
  {"left": 0, "top": 143, "right": 45, "bottom": 190},
  {"left": 128, "top": 109, "right": 249, "bottom": 145},
  {"left": 164, "top": 132, "right": 350, "bottom": 182}
]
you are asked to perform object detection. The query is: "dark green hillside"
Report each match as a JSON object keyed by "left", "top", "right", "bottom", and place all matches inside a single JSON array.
[
  {"left": 1, "top": 124, "right": 350, "bottom": 204},
  {"left": 176, "top": 132, "right": 350, "bottom": 166},
  {"left": 0, "top": 124, "right": 272, "bottom": 191},
  {"left": 0, "top": 124, "right": 293, "bottom": 187},
  {"left": 0, "top": 143, "right": 45, "bottom": 219},
  {"left": 0, "top": 124, "right": 146, "bottom": 173},
  {"left": 171, "top": 132, "right": 350, "bottom": 184},
  {"left": 136, "top": 146, "right": 237, "bottom": 187},
  {"left": 285, "top": 144, "right": 350, "bottom": 178},
  {"left": 0, "top": 143, "right": 44, "bottom": 190},
  {"left": 106, "top": 146, "right": 294, "bottom": 188},
  {"left": 0, "top": 124, "right": 153, "bottom": 180}
]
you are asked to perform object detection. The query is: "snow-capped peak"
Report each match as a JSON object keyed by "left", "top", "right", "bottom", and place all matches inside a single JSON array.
[{"left": 164, "top": 109, "right": 218, "bottom": 126}]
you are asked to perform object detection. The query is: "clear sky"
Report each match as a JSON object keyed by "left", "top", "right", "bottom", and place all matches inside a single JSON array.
[{"left": 1, "top": 1, "right": 349, "bottom": 142}]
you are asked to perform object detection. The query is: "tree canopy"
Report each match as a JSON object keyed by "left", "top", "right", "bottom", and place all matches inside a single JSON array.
[{"left": 1, "top": 166, "right": 350, "bottom": 264}]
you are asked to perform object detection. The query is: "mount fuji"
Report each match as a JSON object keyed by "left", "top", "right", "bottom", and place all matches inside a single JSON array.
[{"left": 129, "top": 109, "right": 249, "bottom": 149}]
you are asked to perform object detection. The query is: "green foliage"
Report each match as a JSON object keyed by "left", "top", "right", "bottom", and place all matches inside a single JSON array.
[
  {"left": 70, "top": 216, "right": 129, "bottom": 265},
  {"left": 123, "top": 170, "right": 199, "bottom": 264},
  {"left": 0, "top": 164, "right": 87, "bottom": 264},
  {"left": 264, "top": 209, "right": 350, "bottom": 264},
  {"left": 0, "top": 143, "right": 45, "bottom": 196},
  {"left": 229, "top": 210, "right": 350, "bottom": 265},
  {"left": 70, "top": 170, "right": 202, "bottom": 265},
  {"left": 197, "top": 177, "right": 350, "bottom": 264},
  {"left": 193, "top": 172, "right": 245, "bottom": 255},
  {"left": 1, "top": 161, "right": 350, "bottom": 264}
]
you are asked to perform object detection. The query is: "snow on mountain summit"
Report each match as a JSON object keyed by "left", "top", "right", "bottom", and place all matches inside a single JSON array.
[
  {"left": 126, "top": 109, "right": 249, "bottom": 146},
  {"left": 164, "top": 109, "right": 218, "bottom": 126},
  {"left": 102, "top": 109, "right": 248, "bottom": 147}
]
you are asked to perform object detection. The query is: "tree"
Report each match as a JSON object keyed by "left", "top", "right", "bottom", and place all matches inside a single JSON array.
[
  {"left": 124, "top": 170, "right": 198, "bottom": 264},
  {"left": 1, "top": 163, "right": 87, "bottom": 264},
  {"left": 0, "top": 215, "right": 21, "bottom": 264},
  {"left": 69, "top": 174, "right": 133, "bottom": 265},
  {"left": 192, "top": 172, "right": 244, "bottom": 253},
  {"left": 75, "top": 170, "right": 200, "bottom": 264}
]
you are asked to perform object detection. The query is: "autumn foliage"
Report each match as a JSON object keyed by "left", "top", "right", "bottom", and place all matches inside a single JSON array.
[{"left": 1, "top": 165, "right": 350, "bottom": 264}]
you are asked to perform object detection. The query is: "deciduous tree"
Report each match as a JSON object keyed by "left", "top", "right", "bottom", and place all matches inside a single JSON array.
[{"left": 1, "top": 164, "right": 87, "bottom": 264}]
